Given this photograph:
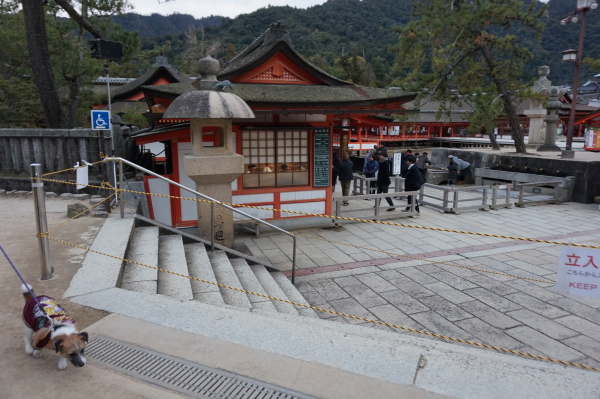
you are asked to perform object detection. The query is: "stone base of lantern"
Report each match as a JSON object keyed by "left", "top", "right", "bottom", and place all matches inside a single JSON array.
[{"left": 184, "top": 154, "right": 243, "bottom": 248}]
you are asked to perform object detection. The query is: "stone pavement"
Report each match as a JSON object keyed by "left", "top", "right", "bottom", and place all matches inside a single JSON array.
[{"left": 234, "top": 193, "right": 600, "bottom": 370}]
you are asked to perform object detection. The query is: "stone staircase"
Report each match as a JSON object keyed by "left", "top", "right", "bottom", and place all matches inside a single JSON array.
[{"left": 120, "top": 223, "right": 318, "bottom": 318}]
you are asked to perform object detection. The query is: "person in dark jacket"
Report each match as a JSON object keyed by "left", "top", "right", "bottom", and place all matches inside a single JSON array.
[
  {"left": 338, "top": 151, "right": 353, "bottom": 205},
  {"left": 375, "top": 152, "right": 395, "bottom": 211},
  {"left": 331, "top": 150, "right": 340, "bottom": 192},
  {"left": 447, "top": 160, "right": 458, "bottom": 186},
  {"left": 364, "top": 153, "right": 379, "bottom": 195},
  {"left": 416, "top": 152, "right": 431, "bottom": 177},
  {"left": 378, "top": 144, "right": 389, "bottom": 158},
  {"left": 402, "top": 155, "right": 424, "bottom": 214},
  {"left": 400, "top": 149, "right": 412, "bottom": 178}
]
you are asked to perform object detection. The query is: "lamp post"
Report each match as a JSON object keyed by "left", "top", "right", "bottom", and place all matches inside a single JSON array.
[{"left": 561, "top": 0, "right": 598, "bottom": 153}]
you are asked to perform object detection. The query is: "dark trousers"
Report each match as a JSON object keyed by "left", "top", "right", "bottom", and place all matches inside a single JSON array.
[
  {"left": 377, "top": 185, "right": 394, "bottom": 206},
  {"left": 407, "top": 194, "right": 420, "bottom": 212},
  {"left": 341, "top": 180, "right": 351, "bottom": 204},
  {"left": 459, "top": 166, "right": 471, "bottom": 182}
]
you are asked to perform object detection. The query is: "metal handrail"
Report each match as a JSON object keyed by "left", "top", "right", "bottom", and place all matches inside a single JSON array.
[{"left": 104, "top": 157, "right": 298, "bottom": 284}]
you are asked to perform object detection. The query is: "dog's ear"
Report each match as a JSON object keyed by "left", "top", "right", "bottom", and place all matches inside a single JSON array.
[
  {"left": 54, "top": 339, "right": 63, "bottom": 353},
  {"left": 78, "top": 332, "right": 88, "bottom": 343}
]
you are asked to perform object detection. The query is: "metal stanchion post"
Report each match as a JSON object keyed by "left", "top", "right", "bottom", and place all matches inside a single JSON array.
[
  {"left": 210, "top": 202, "right": 215, "bottom": 252},
  {"left": 30, "top": 164, "right": 52, "bottom": 280},
  {"left": 119, "top": 161, "right": 124, "bottom": 218},
  {"left": 291, "top": 235, "right": 297, "bottom": 285}
]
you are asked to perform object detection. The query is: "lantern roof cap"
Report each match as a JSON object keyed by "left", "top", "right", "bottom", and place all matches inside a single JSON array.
[{"left": 163, "top": 90, "right": 255, "bottom": 119}]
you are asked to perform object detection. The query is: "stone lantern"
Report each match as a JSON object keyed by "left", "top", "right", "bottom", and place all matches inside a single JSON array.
[
  {"left": 525, "top": 66, "right": 552, "bottom": 146},
  {"left": 163, "top": 55, "right": 255, "bottom": 248},
  {"left": 537, "top": 88, "right": 563, "bottom": 152}
]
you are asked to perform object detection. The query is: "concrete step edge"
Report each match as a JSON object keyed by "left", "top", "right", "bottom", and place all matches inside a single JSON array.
[
  {"left": 122, "top": 226, "right": 160, "bottom": 294},
  {"left": 70, "top": 288, "right": 600, "bottom": 399},
  {"left": 271, "top": 272, "right": 319, "bottom": 318},
  {"left": 157, "top": 235, "right": 193, "bottom": 301},
  {"left": 184, "top": 243, "right": 224, "bottom": 305},
  {"left": 209, "top": 251, "right": 252, "bottom": 309},
  {"left": 250, "top": 265, "right": 299, "bottom": 316},
  {"left": 230, "top": 258, "right": 277, "bottom": 314}
]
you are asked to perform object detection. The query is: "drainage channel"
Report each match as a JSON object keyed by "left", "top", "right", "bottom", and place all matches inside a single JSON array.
[{"left": 86, "top": 336, "right": 317, "bottom": 399}]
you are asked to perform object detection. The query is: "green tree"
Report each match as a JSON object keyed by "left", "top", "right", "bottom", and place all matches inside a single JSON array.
[
  {"left": 392, "top": 0, "right": 546, "bottom": 153},
  {"left": 468, "top": 88, "right": 502, "bottom": 150},
  {"left": 21, "top": 0, "right": 132, "bottom": 128}
]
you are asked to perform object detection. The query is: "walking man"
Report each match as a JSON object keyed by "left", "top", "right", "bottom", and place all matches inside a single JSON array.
[
  {"left": 402, "top": 155, "right": 425, "bottom": 214},
  {"left": 338, "top": 151, "right": 353, "bottom": 205},
  {"left": 376, "top": 151, "right": 395, "bottom": 211}
]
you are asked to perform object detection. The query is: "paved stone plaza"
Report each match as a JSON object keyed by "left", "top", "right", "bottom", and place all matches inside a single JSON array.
[{"left": 235, "top": 194, "right": 600, "bottom": 370}]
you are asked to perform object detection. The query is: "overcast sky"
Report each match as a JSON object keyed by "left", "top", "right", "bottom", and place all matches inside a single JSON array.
[
  {"left": 128, "top": 0, "right": 550, "bottom": 19},
  {"left": 128, "top": 0, "right": 329, "bottom": 19}
]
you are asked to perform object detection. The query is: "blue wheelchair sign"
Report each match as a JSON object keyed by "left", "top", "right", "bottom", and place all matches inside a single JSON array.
[{"left": 91, "top": 110, "right": 111, "bottom": 130}]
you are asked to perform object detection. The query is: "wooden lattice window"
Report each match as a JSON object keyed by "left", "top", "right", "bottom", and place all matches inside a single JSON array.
[{"left": 242, "top": 130, "right": 309, "bottom": 188}]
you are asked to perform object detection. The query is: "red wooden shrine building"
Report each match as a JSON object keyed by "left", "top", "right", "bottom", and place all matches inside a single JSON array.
[{"left": 130, "top": 22, "right": 416, "bottom": 227}]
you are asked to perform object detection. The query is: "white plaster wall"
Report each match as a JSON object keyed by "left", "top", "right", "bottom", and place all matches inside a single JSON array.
[
  {"left": 233, "top": 194, "right": 274, "bottom": 204},
  {"left": 178, "top": 142, "right": 199, "bottom": 222},
  {"left": 234, "top": 205, "right": 274, "bottom": 220},
  {"left": 281, "top": 201, "right": 325, "bottom": 218},
  {"left": 148, "top": 178, "right": 172, "bottom": 226},
  {"left": 280, "top": 190, "right": 326, "bottom": 201}
]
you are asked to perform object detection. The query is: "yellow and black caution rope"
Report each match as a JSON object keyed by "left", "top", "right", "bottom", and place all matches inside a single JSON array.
[
  {"left": 45, "top": 193, "right": 115, "bottom": 234},
  {"left": 36, "top": 234, "right": 600, "bottom": 374},
  {"left": 33, "top": 176, "right": 600, "bottom": 251}
]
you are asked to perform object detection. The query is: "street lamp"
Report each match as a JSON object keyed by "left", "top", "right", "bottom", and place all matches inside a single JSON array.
[{"left": 562, "top": 1, "right": 598, "bottom": 152}]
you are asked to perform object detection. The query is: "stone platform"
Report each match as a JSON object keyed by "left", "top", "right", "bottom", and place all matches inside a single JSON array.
[{"left": 430, "top": 148, "right": 600, "bottom": 203}]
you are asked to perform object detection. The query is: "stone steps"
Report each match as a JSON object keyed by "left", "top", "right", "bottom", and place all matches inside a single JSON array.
[
  {"left": 121, "top": 226, "right": 159, "bottom": 294},
  {"left": 230, "top": 258, "right": 277, "bottom": 314},
  {"left": 157, "top": 235, "right": 193, "bottom": 301},
  {"left": 121, "top": 226, "right": 314, "bottom": 320},
  {"left": 184, "top": 243, "right": 224, "bottom": 306}
]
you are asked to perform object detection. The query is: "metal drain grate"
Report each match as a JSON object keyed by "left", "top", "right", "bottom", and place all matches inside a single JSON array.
[{"left": 86, "top": 336, "right": 317, "bottom": 399}]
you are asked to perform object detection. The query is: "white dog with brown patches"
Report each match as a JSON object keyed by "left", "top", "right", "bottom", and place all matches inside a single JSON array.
[{"left": 21, "top": 284, "right": 88, "bottom": 370}]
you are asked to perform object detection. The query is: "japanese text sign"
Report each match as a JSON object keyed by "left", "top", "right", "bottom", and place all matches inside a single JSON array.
[
  {"left": 392, "top": 152, "right": 402, "bottom": 175},
  {"left": 557, "top": 247, "right": 600, "bottom": 299}
]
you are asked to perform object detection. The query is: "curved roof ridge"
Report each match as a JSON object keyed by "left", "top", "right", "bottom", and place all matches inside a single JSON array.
[{"left": 219, "top": 22, "right": 348, "bottom": 86}]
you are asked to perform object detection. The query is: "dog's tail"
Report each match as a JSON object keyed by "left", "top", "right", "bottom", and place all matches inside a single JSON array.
[{"left": 21, "top": 284, "right": 33, "bottom": 303}]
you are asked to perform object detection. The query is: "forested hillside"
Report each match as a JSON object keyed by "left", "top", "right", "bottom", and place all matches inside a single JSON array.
[
  {"left": 121, "top": 0, "right": 600, "bottom": 86},
  {"left": 113, "top": 13, "right": 222, "bottom": 37},
  {"left": 1, "top": 0, "right": 599, "bottom": 129}
]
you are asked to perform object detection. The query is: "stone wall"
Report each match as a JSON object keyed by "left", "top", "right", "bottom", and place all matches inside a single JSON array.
[{"left": 431, "top": 148, "right": 600, "bottom": 203}]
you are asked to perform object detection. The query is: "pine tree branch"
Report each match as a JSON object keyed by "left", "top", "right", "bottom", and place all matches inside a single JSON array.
[{"left": 53, "top": 0, "right": 102, "bottom": 39}]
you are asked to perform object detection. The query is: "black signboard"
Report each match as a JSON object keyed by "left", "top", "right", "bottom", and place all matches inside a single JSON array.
[{"left": 313, "top": 128, "right": 330, "bottom": 187}]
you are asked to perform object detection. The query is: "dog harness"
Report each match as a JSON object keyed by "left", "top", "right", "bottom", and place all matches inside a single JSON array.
[{"left": 23, "top": 296, "right": 74, "bottom": 349}]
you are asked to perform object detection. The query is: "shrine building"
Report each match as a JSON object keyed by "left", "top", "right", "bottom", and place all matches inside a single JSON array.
[{"left": 129, "top": 22, "right": 416, "bottom": 227}]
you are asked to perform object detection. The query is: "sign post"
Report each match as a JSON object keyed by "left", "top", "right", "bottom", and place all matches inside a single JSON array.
[
  {"left": 313, "top": 128, "right": 330, "bottom": 188},
  {"left": 556, "top": 247, "right": 600, "bottom": 298},
  {"left": 91, "top": 109, "right": 117, "bottom": 207}
]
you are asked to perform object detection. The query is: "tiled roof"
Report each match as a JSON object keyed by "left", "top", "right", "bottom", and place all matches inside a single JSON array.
[
  {"left": 218, "top": 22, "right": 349, "bottom": 86},
  {"left": 143, "top": 82, "right": 415, "bottom": 107},
  {"left": 112, "top": 66, "right": 191, "bottom": 99}
]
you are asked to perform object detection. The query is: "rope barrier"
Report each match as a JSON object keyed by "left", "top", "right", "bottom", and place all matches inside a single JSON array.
[
  {"left": 41, "top": 159, "right": 106, "bottom": 177},
  {"left": 37, "top": 234, "right": 600, "bottom": 373},
  {"left": 29, "top": 170, "right": 597, "bottom": 372},
  {"left": 44, "top": 193, "right": 115, "bottom": 235},
  {"left": 32, "top": 176, "right": 600, "bottom": 250}
]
